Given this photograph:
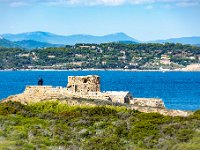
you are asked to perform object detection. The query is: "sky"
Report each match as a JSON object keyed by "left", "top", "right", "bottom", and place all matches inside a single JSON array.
[{"left": 0, "top": 0, "right": 200, "bottom": 41}]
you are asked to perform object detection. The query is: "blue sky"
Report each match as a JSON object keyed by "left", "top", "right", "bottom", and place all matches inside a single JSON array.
[{"left": 0, "top": 0, "right": 200, "bottom": 41}]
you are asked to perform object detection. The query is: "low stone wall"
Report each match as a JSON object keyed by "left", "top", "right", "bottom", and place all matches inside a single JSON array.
[
  {"left": 3, "top": 86, "right": 69, "bottom": 104},
  {"left": 2, "top": 86, "right": 109, "bottom": 105}
]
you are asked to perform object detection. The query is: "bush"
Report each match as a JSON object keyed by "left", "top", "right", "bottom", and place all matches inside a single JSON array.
[
  {"left": 176, "top": 129, "right": 194, "bottom": 142},
  {"left": 0, "top": 101, "right": 199, "bottom": 149}
]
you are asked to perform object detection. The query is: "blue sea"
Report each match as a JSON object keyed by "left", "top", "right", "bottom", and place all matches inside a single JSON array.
[{"left": 0, "top": 71, "right": 200, "bottom": 111}]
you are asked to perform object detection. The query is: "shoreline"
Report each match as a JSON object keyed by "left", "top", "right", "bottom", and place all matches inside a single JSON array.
[{"left": 0, "top": 68, "right": 200, "bottom": 72}]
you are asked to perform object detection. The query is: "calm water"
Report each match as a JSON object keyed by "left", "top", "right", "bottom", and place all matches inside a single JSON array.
[{"left": 0, "top": 71, "right": 200, "bottom": 111}]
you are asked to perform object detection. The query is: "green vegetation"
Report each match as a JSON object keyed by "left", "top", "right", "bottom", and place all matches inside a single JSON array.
[
  {"left": 0, "top": 42, "right": 200, "bottom": 70},
  {"left": 0, "top": 101, "right": 199, "bottom": 149}
]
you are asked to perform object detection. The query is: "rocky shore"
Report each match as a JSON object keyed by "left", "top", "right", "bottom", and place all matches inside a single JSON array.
[{"left": 2, "top": 92, "right": 193, "bottom": 117}]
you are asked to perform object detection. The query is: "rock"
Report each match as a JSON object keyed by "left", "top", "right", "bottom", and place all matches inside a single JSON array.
[
  {"left": 131, "top": 98, "right": 165, "bottom": 108},
  {"left": 182, "top": 64, "right": 200, "bottom": 71},
  {"left": 131, "top": 105, "right": 192, "bottom": 117}
]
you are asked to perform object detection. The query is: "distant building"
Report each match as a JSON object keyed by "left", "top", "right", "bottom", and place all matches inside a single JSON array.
[
  {"left": 79, "top": 46, "right": 91, "bottom": 49},
  {"left": 48, "top": 55, "right": 56, "bottom": 58},
  {"left": 160, "top": 55, "right": 171, "bottom": 65},
  {"left": 91, "top": 46, "right": 96, "bottom": 49},
  {"left": 105, "top": 91, "right": 132, "bottom": 104},
  {"left": 71, "top": 61, "right": 83, "bottom": 66},
  {"left": 18, "top": 53, "right": 30, "bottom": 57}
]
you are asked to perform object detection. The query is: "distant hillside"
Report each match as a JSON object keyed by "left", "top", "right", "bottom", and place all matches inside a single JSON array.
[
  {"left": 0, "top": 38, "right": 21, "bottom": 48},
  {"left": 0, "top": 38, "right": 64, "bottom": 50},
  {"left": 118, "top": 40, "right": 138, "bottom": 44},
  {"left": 1, "top": 31, "right": 138, "bottom": 45},
  {"left": 195, "top": 44, "right": 200, "bottom": 47},
  {"left": 2, "top": 31, "right": 200, "bottom": 46},
  {"left": 14, "top": 40, "right": 64, "bottom": 50},
  {"left": 1, "top": 42, "right": 199, "bottom": 70},
  {"left": 149, "top": 36, "right": 200, "bottom": 45}
]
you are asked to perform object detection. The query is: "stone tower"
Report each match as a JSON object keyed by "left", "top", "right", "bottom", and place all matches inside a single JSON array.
[{"left": 67, "top": 75, "right": 100, "bottom": 94}]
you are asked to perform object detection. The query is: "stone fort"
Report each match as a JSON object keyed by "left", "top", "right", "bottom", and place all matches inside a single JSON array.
[
  {"left": 3, "top": 75, "right": 165, "bottom": 109},
  {"left": 3, "top": 75, "right": 193, "bottom": 116}
]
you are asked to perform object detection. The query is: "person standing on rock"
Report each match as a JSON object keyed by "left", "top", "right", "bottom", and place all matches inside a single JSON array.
[{"left": 38, "top": 78, "right": 43, "bottom": 86}]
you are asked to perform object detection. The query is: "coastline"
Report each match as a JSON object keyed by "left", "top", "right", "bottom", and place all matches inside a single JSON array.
[{"left": 0, "top": 68, "right": 200, "bottom": 72}]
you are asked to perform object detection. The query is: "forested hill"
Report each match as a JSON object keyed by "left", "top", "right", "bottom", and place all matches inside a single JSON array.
[
  {"left": 0, "top": 43, "right": 200, "bottom": 70},
  {"left": 0, "top": 38, "right": 64, "bottom": 50}
]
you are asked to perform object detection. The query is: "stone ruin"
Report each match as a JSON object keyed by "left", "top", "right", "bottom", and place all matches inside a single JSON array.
[
  {"left": 2, "top": 75, "right": 191, "bottom": 117},
  {"left": 3, "top": 75, "right": 193, "bottom": 117},
  {"left": 67, "top": 75, "right": 100, "bottom": 94},
  {"left": 2, "top": 75, "right": 165, "bottom": 108}
]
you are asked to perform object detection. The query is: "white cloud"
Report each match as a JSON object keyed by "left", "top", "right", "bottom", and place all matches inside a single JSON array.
[
  {"left": 145, "top": 5, "right": 154, "bottom": 9},
  {"left": 176, "top": 1, "right": 200, "bottom": 7},
  {"left": 0, "top": 0, "right": 200, "bottom": 7},
  {"left": 9, "top": 1, "right": 28, "bottom": 7}
]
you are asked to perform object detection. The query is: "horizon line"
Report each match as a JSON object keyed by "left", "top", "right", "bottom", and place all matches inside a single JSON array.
[{"left": 1, "top": 30, "right": 200, "bottom": 42}]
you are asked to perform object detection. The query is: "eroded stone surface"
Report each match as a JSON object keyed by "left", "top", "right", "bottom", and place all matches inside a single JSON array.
[
  {"left": 3, "top": 86, "right": 68, "bottom": 104},
  {"left": 131, "top": 105, "right": 192, "bottom": 117},
  {"left": 67, "top": 75, "right": 100, "bottom": 94},
  {"left": 131, "top": 98, "right": 165, "bottom": 108}
]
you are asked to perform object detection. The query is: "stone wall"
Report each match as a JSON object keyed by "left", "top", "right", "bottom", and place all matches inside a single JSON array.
[
  {"left": 3, "top": 86, "right": 69, "bottom": 104},
  {"left": 2, "top": 85, "right": 109, "bottom": 105},
  {"left": 67, "top": 75, "right": 100, "bottom": 94}
]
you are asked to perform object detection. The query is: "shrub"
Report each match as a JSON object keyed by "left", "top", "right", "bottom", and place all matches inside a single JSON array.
[{"left": 176, "top": 129, "right": 194, "bottom": 142}]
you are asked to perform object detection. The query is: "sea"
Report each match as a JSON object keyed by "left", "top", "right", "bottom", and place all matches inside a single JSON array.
[{"left": 0, "top": 70, "right": 200, "bottom": 111}]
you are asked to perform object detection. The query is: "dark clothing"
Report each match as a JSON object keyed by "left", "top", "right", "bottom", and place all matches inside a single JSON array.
[{"left": 38, "top": 78, "right": 43, "bottom": 86}]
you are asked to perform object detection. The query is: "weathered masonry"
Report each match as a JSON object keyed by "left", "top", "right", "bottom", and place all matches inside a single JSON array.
[
  {"left": 105, "top": 91, "right": 133, "bottom": 103},
  {"left": 66, "top": 75, "right": 134, "bottom": 104},
  {"left": 67, "top": 75, "right": 100, "bottom": 94},
  {"left": 2, "top": 75, "right": 165, "bottom": 108}
]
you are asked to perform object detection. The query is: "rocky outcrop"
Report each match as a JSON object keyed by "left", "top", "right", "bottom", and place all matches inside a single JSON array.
[
  {"left": 182, "top": 64, "right": 200, "bottom": 71},
  {"left": 130, "top": 98, "right": 192, "bottom": 117},
  {"left": 131, "top": 98, "right": 165, "bottom": 108},
  {"left": 131, "top": 105, "right": 192, "bottom": 117}
]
